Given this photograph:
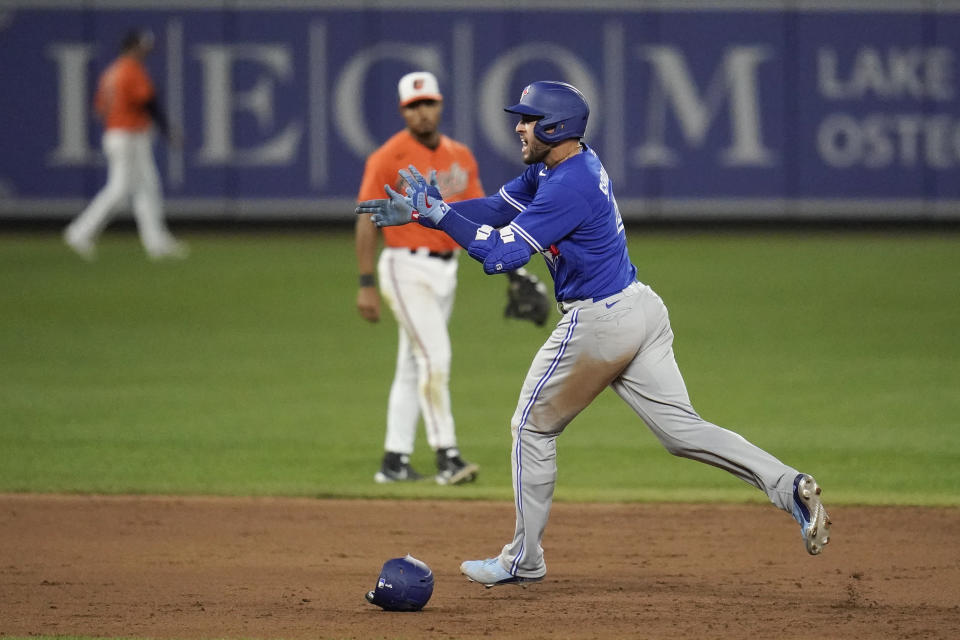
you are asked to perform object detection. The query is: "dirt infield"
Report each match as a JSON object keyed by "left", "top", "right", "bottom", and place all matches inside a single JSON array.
[{"left": 1, "top": 495, "right": 958, "bottom": 639}]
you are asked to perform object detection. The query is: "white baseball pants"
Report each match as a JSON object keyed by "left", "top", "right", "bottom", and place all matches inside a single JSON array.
[
  {"left": 377, "top": 247, "right": 461, "bottom": 454},
  {"left": 500, "top": 281, "right": 800, "bottom": 578},
  {"left": 66, "top": 129, "right": 178, "bottom": 257}
]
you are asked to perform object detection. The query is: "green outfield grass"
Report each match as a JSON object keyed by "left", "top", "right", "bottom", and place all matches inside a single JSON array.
[{"left": 1, "top": 228, "right": 957, "bottom": 505}]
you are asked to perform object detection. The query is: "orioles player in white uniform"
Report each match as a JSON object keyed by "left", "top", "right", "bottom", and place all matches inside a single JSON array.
[
  {"left": 64, "top": 28, "right": 186, "bottom": 261},
  {"left": 355, "top": 71, "right": 484, "bottom": 485}
]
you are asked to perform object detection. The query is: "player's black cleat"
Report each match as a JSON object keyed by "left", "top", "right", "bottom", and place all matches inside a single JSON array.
[
  {"left": 435, "top": 448, "right": 479, "bottom": 485},
  {"left": 374, "top": 452, "right": 424, "bottom": 483}
]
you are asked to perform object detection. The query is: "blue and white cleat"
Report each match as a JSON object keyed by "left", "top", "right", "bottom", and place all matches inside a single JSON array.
[
  {"left": 792, "top": 473, "right": 832, "bottom": 555},
  {"left": 460, "top": 558, "right": 543, "bottom": 588}
]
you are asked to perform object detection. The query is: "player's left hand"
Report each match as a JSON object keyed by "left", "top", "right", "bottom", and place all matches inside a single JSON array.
[
  {"left": 398, "top": 165, "right": 450, "bottom": 226},
  {"left": 356, "top": 192, "right": 415, "bottom": 228}
]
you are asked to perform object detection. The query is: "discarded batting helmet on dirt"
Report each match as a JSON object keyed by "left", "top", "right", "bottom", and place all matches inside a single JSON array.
[{"left": 364, "top": 554, "right": 434, "bottom": 611}]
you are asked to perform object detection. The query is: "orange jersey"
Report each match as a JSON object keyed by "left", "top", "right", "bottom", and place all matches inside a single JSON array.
[
  {"left": 94, "top": 55, "right": 155, "bottom": 131},
  {"left": 358, "top": 130, "right": 484, "bottom": 252}
]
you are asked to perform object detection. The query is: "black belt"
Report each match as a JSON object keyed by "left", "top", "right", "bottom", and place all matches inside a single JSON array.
[{"left": 410, "top": 249, "right": 455, "bottom": 261}]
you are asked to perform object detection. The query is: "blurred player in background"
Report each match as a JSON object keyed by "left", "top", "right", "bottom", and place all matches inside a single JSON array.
[
  {"left": 64, "top": 28, "right": 187, "bottom": 261},
  {"left": 355, "top": 71, "right": 484, "bottom": 485}
]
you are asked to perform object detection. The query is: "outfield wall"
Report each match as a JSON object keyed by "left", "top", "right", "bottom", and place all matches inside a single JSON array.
[{"left": 2, "top": 0, "right": 960, "bottom": 221}]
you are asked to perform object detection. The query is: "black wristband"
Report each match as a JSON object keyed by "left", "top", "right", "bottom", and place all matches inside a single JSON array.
[{"left": 359, "top": 274, "right": 376, "bottom": 287}]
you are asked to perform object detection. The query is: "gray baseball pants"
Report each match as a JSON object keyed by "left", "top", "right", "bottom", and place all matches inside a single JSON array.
[{"left": 498, "top": 281, "right": 800, "bottom": 578}]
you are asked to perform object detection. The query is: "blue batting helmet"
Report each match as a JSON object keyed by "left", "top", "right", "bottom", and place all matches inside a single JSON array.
[
  {"left": 504, "top": 80, "right": 590, "bottom": 144},
  {"left": 364, "top": 555, "right": 434, "bottom": 612}
]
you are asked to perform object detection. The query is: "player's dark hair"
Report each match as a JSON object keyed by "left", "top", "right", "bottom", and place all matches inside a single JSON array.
[{"left": 121, "top": 29, "right": 149, "bottom": 53}]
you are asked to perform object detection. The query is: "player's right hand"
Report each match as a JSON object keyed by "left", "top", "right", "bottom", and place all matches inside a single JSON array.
[
  {"left": 356, "top": 286, "right": 380, "bottom": 322},
  {"left": 398, "top": 165, "right": 450, "bottom": 226},
  {"left": 356, "top": 195, "right": 415, "bottom": 228}
]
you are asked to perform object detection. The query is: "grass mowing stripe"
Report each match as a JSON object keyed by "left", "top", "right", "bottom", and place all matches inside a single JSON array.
[{"left": 1, "top": 230, "right": 957, "bottom": 505}]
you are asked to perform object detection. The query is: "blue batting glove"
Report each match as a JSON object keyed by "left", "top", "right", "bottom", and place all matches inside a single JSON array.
[
  {"left": 355, "top": 188, "right": 416, "bottom": 227},
  {"left": 411, "top": 189, "right": 451, "bottom": 226},
  {"left": 399, "top": 165, "right": 443, "bottom": 200},
  {"left": 399, "top": 165, "right": 449, "bottom": 225}
]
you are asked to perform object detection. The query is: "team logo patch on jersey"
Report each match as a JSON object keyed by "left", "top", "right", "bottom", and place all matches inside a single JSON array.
[
  {"left": 436, "top": 162, "right": 469, "bottom": 198},
  {"left": 541, "top": 244, "right": 560, "bottom": 269}
]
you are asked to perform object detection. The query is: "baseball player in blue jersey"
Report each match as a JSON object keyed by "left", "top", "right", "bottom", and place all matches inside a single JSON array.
[{"left": 357, "top": 80, "right": 831, "bottom": 588}]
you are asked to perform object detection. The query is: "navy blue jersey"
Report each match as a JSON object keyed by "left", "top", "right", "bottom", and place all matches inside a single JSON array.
[{"left": 455, "top": 144, "right": 636, "bottom": 302}]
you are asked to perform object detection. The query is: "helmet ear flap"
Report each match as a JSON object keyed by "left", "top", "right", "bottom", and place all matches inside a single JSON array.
[{"left": 534, "top": 117, "right": 572, "bottom": 144}]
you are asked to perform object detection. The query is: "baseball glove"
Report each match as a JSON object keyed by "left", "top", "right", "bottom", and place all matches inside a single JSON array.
[{"left": 505, "top": 268, "right": 551, "bottom": 326}]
